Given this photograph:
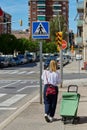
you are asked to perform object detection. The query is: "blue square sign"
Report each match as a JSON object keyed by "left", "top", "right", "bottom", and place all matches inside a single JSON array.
[{"left": 32, "top": 21, "right": 50, "bottom": 39}]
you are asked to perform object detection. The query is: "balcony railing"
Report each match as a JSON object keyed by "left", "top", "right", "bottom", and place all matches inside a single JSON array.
[
  {"left": 77, "top": 19, "right": 83, "bottom": 27},
  {"left": 75, "top": 36, "right": 83, "bottom": 44},
  {"left": 77, "top": 2, "right": 84, "bottom": 10}
]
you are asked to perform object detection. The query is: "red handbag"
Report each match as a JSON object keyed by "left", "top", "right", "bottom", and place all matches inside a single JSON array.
[
  {"left": 45, "top": 71, "right": 56, "bottom": 96},
  {"left": 46, "top": 84, "right": 56, "bottom": 96}
]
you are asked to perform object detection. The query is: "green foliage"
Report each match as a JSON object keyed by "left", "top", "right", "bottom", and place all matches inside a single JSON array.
[
  {"left": 0, "top": 34, "right": 18, "bottom": 54},
  {"left": 0, "top": 34, "right": 40, "bottom": 54},
  {"left": 42, "top": 41, "right": 57, "bottom": 53},
  {"left": 0, "top": 34, "right": 58, "bottom": 54},
  {"left": 50, "top": 15, "right": 67, "bottom": 41}
]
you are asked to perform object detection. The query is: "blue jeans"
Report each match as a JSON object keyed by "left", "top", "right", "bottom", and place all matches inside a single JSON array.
[{"left": 43, "top": 84, "right": 58, "bottom": 117}]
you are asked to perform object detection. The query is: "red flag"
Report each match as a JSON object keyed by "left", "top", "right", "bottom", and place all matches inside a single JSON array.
[{"left": 0, "top": 8, "right": 3, "bottom": 16}]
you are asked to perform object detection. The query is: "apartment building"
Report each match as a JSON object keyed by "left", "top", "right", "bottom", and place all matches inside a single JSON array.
[
  {"left": 76, "top": 1, "right": 84, "bottom": 47},
  {"left": 0, "top": 8, "right": 11, "bottom": 34},
  {"left": 28, "top": 0, "right": 69, "bottom": 37},
  {"left": 76, "top": 0, "right": 87, "bottom": 69},
  {"left": 83, "top": 0, "right": 87, "bottom": 62}
]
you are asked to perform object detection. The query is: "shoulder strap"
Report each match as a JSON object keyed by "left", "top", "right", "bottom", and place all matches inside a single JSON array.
[{"left": 45, "top": 71, "right": 48, "bottom": 84}]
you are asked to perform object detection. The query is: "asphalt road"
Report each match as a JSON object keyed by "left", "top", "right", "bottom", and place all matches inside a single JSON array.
[{"left": 0, "top": 62, "right": 40, "bottom": 125}]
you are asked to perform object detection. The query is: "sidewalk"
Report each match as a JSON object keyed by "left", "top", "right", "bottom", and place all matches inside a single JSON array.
[{"left": 2, "top": 80, "right": 87, "bottom": 130}]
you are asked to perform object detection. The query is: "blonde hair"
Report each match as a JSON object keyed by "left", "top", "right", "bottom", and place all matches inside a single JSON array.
[{"left": 49, "top": 60, "right": 57, "bottom": 72}]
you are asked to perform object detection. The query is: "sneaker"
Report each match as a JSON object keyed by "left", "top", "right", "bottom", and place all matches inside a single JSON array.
[
  {"left": 44, "top": 114, "right": 50, "bottom": 122},
  {"left": 48, "top": 116, "right": 53, "bottom": 122}
]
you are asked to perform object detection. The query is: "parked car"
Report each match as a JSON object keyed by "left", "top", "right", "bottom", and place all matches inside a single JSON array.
[
  {"left": 17, "top": 54, "right": 28, "bottom": 64},
  {"left": 76, "top": 54, "right": 82, "bottom": 60},
  {"left": 43, "top": 53, "right": 50, "bottom": 61},
  {"left": 8, "top": 57, "right": 16, "bottom": 67},
  {"left": 44, "top": 56, "right": 56, "bottom": 69},
  {"left": 25, "top": 53, "right": 33, "bottom": 62},
  {"left": 13, "top": 57, "right": 22, "bottom": 65},
  {"left": 0, "top": 56, "right": 9, "bottom": 68},
  {"left": 56, "top": 56, "right": 69, "bottom": 69}
]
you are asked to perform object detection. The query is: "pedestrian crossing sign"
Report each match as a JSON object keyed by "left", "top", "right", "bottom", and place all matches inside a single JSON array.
[{"left": 32, "top": 21, "right": 50, "bottom": 39}]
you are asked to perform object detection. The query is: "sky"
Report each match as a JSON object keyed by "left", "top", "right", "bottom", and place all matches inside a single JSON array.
[{"left": 0, "top": 0, "right": 77, "bottom": 33}]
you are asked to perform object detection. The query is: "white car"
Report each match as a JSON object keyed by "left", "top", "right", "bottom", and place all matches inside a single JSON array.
[{"left": 76, "top": 54, "right": 82, "bottom": 60}]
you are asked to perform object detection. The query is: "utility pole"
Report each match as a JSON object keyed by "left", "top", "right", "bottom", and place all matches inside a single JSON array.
[{"left": 58, "top": 12, "right": 63, "bottom": 88}]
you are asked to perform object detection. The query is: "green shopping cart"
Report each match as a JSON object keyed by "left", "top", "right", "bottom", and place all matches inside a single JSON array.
[{"left": 60, "top": 85, "right": 80, "bottom": 124}]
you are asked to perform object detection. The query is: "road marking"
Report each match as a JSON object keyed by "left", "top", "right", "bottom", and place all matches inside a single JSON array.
[
  {"left": 0, "top": 71, "right": 9, "bottom": 74},
  {"left": 0, "top": 107, "right": 17, "bottom": 110},
  {"left": 0, "top": 94, "right": 26, "bottom": 107},
  {"left": 26, "top": 71, "right": 35, "bottom": 75},
  {"left": 0, "top": 80, "right": 21, "bottom": 89},
  {"left": 0, "top": 70, "right": 36, "bottom": 75},
  {"left": 17, "top": 86, "right": 29, "bottom": 92},
  {"left": 0, "top": 93, "right": 6, "bottom": 98},
  {"left": 9, "top": 71, "right": 19, "bottom": 74},
  {"left": 18, "top": 71, "right": 26, "bottom": 74},
  {"left": 0, "top": 94, "right": 39, "bottom": 130},
  {"left": 17, "top": 85, "right": 39, "bottom": 92}
]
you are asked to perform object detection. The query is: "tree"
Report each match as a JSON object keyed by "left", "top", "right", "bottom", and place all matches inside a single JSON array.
[
  {"left": 50, "top": 15, "right": 67, "bottom": 41},
  {"left": 42, "top": 41, "right": 57, "bottom": 53},
  {"left": 0, "top": 34, "right": 18, "bottom": 54}
]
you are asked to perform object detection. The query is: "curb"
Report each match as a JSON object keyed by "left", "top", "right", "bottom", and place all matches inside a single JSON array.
[{"left": 0, "top": 94, "right": 39, "bottom": 130}]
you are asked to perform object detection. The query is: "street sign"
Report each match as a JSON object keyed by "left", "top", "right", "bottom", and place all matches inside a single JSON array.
[
  {"left": 32, "top": 21, "right": 50, "bottom": 39},
  {"left": 62, "top": 40, "right": 67, "bottom": 50}
]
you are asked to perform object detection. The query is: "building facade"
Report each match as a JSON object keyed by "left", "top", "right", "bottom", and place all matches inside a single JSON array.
[
  {"left": 28, "top": 0, "right": 69, "bottom": 37},
  {"left": 0, "top": 8, "right": 11, "bottom": 34},
  {"left": 76, "top": 0, "right": 87, "bottom": 68},
  {"left": 83, "top": 0, "right": 87, "bottom": 62}
]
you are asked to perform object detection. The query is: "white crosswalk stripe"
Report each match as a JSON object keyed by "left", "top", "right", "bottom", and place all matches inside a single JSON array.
[
  {"left": 26, "top": 71, "right": 35, "bottom": 75},
  {"left": 18, "top": 71, "right": 27, "bottom": 74},
  {"left": 9, "top": 70, "right": 19, "bottom": 74},
  {"left": 0, "top": 70, "right": 35, "bottom": 75},
  {"left": 0, "top": 107, "right": 17, "bottom": 110},
  {"left": 0, "top": 93, "right": 7, "bottom": 98},
  {"left": 0, "top": 94, "right": 26, "bottom": 107}
]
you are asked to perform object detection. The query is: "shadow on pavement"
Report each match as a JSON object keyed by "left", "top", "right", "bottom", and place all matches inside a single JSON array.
[{"left": 79, "top": 116, "right": 87, "bottom": 124}]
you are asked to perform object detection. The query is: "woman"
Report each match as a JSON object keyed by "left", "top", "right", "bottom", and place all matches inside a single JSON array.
[{"left": 42, "top": 60, "right": 61, "bottom": 122}]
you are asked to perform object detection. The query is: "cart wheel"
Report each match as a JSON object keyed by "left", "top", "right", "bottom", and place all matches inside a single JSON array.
[
  {"left": 61, "top": 117, "right": 65, "bottom": 121},
  {"left": 62, "top": 117, "right": 67, "bottom": 124},
  {"left": 72, "top": 117, "right": 80, "bottom": 124},
  {"left": 64, "top": 120, "right": 67, "bottom": 124},
  {"left": 76, "top": 117, "right": 80, "bottom": 123}
]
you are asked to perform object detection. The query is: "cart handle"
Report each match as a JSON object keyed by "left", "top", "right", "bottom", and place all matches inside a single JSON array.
[{"left": 67, "top": 85, "right": 78, "bottom": 93}]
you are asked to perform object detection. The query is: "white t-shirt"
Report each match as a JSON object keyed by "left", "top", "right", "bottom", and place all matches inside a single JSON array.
[
  {"left": 41, "top": 70, "right": 49, "bottom": 85},
  {"left": 42, "top": 70, "right": 61, "bottom": 86}
]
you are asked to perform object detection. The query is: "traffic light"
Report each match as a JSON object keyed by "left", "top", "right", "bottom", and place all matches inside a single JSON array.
[
  {"left": 57, "top": 45, "right": 60, "bottom": 52},
  {"left": 69, "top": 31, "right": 74, "bottom": 45},
  {"left": 19, "top": 19, "right": 23, "bottom": 26},
  {"left": 71, "top": 45, "right": 74, "bottom": 53},
  {"left": 55, "top": 32, "right": 62, "bottom": 46}
]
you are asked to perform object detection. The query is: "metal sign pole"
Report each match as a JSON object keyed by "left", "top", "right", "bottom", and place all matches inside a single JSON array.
[
  {"left": 60, "top": 49, "right": 63, "bottom": 88},
  {"left": 58, "top": 11, "right": 63, "bottom": 88},
  {"left": 32, "top": 21, "right": 49, "bottom": 104},
  {"left": 40, "top": 41, "right": 42, "bottom": 104}
]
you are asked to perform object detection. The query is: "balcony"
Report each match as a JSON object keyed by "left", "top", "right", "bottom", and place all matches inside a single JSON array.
[
  {"left": 77, "top": 1, "right": 84, "bottom": 11},
  {"left": 77, "top": 19, "right": 83, "bottom": 27},
  {"left": 37, "top": 6, "right": 45, "bottom": 11},
  {"left": 75, "top": 36, "right": 83, "bottom": 45},
  {"left": 37, "top": 16, "right": 46, "bottom": 21}
]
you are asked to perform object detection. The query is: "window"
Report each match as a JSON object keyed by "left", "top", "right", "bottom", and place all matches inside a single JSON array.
[{"left": 37, "top": 16, "right": 45, "bottom": 21}]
